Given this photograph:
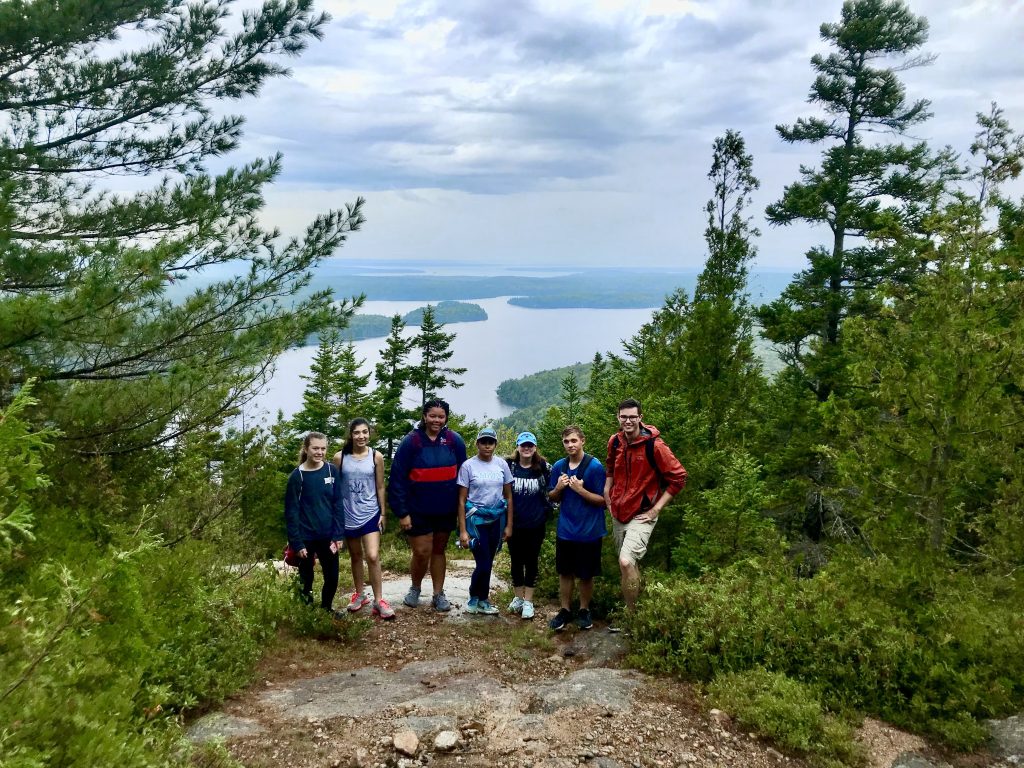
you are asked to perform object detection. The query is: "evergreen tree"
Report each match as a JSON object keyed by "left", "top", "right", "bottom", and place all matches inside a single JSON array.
[
  {"left": 971, "top": 103, "right": 1024, "bottom": 211},
  {"left": 0, "top": 0, "right": 364, "bottom": 454},
  {"left": 827, "top": 109, "right": 1024, "bottom": 566},
  {"left": 334, "top": 340, "right": 371, "bottom": 430},
  {"left": 409, "top": 304, "right": 466, "bottom": 406},
  {"left": 559, "top": 371, "right": 584, "bottom": 427},
  {"left": 679, "top": 130, "right": 763, "bottom": 450},
  {"left": 828, "top": 200, "right": 1024, "bottom": 566},
  {"left": 373, "top": 315, "right": 414, "bottom": 459},
  {"left": 293, "top": 330, "right": 344, "bottom": 437},
  {"left": 757, "top": 0, "right": 951, "bottom": 402}
]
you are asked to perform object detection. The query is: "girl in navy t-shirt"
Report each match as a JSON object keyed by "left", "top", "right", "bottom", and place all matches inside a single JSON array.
[{"left": 504, "top": 431, "right": 551, "bottom": 620}]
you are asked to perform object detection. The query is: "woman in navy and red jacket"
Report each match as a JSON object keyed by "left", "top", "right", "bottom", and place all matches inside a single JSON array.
[{"left": 387, "top": 398, "right": 467, "bottom": 612}]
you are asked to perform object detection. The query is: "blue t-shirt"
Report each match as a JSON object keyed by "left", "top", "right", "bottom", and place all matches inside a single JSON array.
[
  {"left": 510, "top": 461, "right": 550, "bottom": 530},
  {"left": 549, "top": 455, "right": 607, "bottom": 543},
  {"left": 457, "top": 455, "right": 512, "bottom": 509}
]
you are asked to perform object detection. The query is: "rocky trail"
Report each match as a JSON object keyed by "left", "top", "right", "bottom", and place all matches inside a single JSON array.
[{"left": 189, "top": 561, "right": 1023, "bottom": 768}]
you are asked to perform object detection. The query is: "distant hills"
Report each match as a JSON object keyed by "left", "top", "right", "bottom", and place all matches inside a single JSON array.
[
  {"left": 317, "top": 266, "right": 791, "bottom": 309},
  {"left": 495, "top": 333, "right": 783, "bottom": 432},
  {"left": 167, "top": 259, "right": 793, "bottom": 311}
]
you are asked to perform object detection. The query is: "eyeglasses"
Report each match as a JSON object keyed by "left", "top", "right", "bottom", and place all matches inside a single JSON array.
[{"left": 618, "top": 415, "right": 640, "bottom": 421}]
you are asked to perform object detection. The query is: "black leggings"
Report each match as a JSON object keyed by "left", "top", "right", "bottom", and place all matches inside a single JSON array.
[
  {"left": 507, "top": 524, "right": 546, "bottom": 589},
  {"left": 297, "top": 538, "right": 340, "bottom": 610}
]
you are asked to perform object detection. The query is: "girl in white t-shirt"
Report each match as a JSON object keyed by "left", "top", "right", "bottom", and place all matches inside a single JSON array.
[{"left": 457, "top": 427, "right": 513, "bottom": 615}]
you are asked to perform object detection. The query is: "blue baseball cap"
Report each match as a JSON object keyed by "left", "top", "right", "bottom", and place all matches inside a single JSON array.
[
  {"left": 476, "top": 427, "right": 498, "bottom": 442},
  {"left": 516, "top": 431, "right": 538, "bottom": 446}
]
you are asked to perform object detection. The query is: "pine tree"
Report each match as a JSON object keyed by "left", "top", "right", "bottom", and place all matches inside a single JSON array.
[
  {"left": 408, "top": 305, "right": 466, "bottom": 406},
  {"left": 0, "top": 0, "right": 364, "bottom": 454},
  {"left": 758, "top": 0, "right": 952, "bottom": 402},
  {"left": 373, "top": 315, "right": 414, "bottom": 458},
  {"left": 293, "top": 331, "right": 344, "bottom": 437},
  {"left": 827, "top": 108, "right": 1024, "bottom": 566},
  {"left": 679, "top": 130, "right": 763, "bottom": 450},
  {"left": 334, "top": 341, "right": 371, "bottom": 431}
]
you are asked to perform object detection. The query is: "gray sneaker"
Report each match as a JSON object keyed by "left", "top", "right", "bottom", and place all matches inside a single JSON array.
[
  {"left": 403, "top": 586, "right": 421, "bottom": 608},
  {"left": 521, "top": 600, "right": 535, "bottom": 620},
  {"left": 431, "top": 590, "right": 452, "bottom": 612}
]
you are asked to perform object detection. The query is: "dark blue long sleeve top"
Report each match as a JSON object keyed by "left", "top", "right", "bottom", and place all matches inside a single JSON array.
[{"left": 284, "top": 462, "right": 344, "bottom": 548}]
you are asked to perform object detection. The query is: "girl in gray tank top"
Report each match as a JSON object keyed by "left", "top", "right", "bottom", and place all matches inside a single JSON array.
[
  {"left": 332, "top": 418, "right": 394, "bottom": 619},
  {"left": 341, "top": 450, "right": 379, "bottom": 530}
]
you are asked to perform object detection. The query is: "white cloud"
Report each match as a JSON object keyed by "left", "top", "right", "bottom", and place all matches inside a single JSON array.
[{"left": 229, "top": 0, "right": 1024, "bottom": 270}]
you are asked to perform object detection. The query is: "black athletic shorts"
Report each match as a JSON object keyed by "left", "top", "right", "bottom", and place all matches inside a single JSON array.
[
  {"left": 555, "top": 537, "right": 603, "bottom": 580},
  {"left": 404, "top": 510, "right": 458, "bottom": 537}
]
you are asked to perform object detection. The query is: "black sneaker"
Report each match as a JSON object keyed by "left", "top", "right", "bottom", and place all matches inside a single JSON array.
[
  {"left": 576, "top": 608, "right": 593, "bottom": 630},
  {"left": 548, "top": 608, "right": 572, "bottom": 631}
]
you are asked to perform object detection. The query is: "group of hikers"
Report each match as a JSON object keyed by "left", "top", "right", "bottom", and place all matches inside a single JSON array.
[{"left": 283, "top": 397, "right": 687, "bottom": 630}]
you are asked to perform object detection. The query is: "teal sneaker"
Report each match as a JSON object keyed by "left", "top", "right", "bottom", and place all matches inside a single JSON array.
[
  {"left": 521, "top": 600, "right": 535, "bottom": 620},
  {"left": 478, "top": 600, "right": 499, "bottom": 615},
  {"left": 464, "top": 597, "right": 481, "bottom": 614}
]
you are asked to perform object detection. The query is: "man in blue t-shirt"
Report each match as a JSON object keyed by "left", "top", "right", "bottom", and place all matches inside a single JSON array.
[{"left": 547, "top": 425, "right": 606, "bottom": 631}]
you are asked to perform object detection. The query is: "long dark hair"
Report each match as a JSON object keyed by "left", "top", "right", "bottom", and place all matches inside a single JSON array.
[
  {"left": 417, "top": 398, "right": 450, "bottom": 430},
  {"left": 342, "top": 418, "right": 372, "bottom": 455},
  {"left": 298, "top": 431, "right": 327, "bottom": 464}
]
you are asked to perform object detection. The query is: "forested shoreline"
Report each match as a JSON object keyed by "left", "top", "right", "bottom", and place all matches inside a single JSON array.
[{"left": 2, "top": 1, "right": 1022, "bottom": 766}]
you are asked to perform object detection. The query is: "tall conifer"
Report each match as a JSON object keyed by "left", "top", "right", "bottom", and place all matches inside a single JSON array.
[
  {"left": 758, "top": 0, "right": 952, "bottom": 402},
  {"left": 408, "top": 305, "right": 466, "bottom": 407},
  {"left": 0, "top": 0, "right": 364, "bottom": 454},
  {"left": 373, "top": 315, "right": 414, "bottom": 458}
]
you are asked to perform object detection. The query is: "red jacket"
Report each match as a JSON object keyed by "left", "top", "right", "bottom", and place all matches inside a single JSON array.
[{"left": 606, "top": 424, "right": 687, "bottom": 523}]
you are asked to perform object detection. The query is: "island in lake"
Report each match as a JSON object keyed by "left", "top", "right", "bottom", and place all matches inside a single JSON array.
[{"left": 334, "top": 301, "right": 487, "bottom": 342}]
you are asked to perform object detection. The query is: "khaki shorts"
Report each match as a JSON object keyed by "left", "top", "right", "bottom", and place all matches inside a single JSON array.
[{"left": 612, "top": 516, "right": 658, "bottom": 566}]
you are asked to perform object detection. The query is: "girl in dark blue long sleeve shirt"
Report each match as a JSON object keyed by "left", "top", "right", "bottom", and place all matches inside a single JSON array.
[{"left": 283, "top": 432, "right": 344, "bottom": 612}]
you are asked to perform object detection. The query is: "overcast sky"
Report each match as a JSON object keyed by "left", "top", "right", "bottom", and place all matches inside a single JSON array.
[{"left": 237, "top": 0, "right": 1024, "bottom": 271}]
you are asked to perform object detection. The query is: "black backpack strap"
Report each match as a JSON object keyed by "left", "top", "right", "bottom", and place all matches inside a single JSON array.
[{"left": 575, "top": 453, "right": 594, "bottom": 480}]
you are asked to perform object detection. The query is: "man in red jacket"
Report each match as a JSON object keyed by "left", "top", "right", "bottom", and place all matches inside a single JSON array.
[{"left": 604, "top": 398, "right": 687, "bottom": 614}]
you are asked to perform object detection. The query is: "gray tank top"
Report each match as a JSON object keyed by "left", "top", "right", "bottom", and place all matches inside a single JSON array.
[{"left": 341, "top": 451, "right": 380, "bottom": 530}]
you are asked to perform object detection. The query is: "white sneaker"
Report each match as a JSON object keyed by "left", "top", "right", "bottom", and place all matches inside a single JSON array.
[
  {"left": 508, "top": 596, "right": 524, "bottom": 614},
  {"left": 520, "top": 600, "right": 535, "bottom": 620}
]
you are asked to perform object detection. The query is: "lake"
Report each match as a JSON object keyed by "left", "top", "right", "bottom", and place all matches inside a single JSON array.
[{"left": 250, "top": 296, "right": 655, "bottom": 425}]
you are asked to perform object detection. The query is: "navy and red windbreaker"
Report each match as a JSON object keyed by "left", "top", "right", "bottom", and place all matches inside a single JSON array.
[{"left": 387, "top": 425, "right": 467, "bottom": 520}]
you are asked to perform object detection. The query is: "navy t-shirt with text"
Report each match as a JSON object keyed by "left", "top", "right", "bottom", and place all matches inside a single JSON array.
[{"left": 510, "top": 461, "right": 550, "bottom": 530}]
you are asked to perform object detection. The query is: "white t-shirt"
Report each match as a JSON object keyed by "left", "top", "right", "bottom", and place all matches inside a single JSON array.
[{"left": 457, "top": 455, "right": 512, "bottom": 509}]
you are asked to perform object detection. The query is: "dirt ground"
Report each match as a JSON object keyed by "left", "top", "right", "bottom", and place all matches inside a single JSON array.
[{"left": 191, "top": 562, "right": 999, "bottom": 768}]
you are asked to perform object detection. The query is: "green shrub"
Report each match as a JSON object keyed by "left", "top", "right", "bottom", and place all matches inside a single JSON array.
[
  {"left": 673, "top": 451, "right": 783, "bottom": 576},
  {"left": 0, "top": 531, "right": 301, "bottom": 766},
  {"left": 708, "top": 668, "right": 863, "bottom": 767},
  {"left": 627, "top": 554, "right": 1024, "bottom": 750}
]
